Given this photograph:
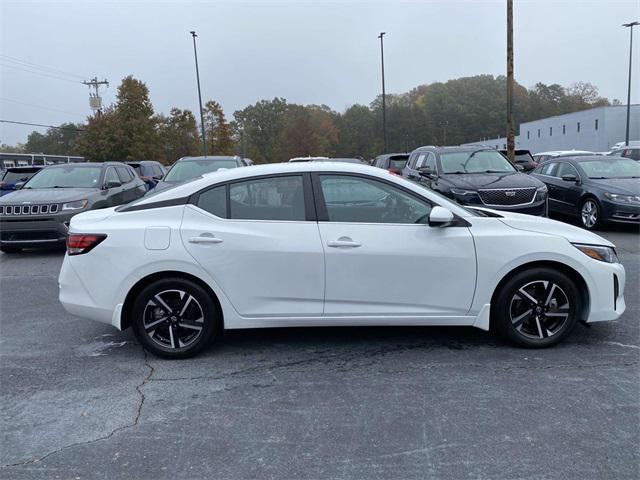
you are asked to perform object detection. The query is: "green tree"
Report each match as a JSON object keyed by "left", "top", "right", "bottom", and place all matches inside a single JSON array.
[
  {"left": 233, "top": 98, "right": 290, "bottom": 163},
  {"left": 203, "top": 100, "right": 234, "bottom": 155},
  {"left": 156, "top": 108, "right": 200, "bottom": 163},
  {"left": 279, "top": 104, "right": 339, "bottom": 159},
  {"left": 23, "top": 123, "right": 82, "bottom": 155}
]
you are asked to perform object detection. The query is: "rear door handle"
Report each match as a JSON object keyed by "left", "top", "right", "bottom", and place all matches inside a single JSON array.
[
  {"left": 327, "top": 237, "right": 361, "bottom": 248},
  {"left": 188, "top": 235, "right": 223, "bottom": 244}
]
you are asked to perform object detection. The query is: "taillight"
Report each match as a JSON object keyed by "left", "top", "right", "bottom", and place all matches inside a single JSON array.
[
  {"left": 388, "top": 168, "right": 401, "bottom": 175},
  {"left": 66, "top": 234, "right": 107, "bottom": 256}
]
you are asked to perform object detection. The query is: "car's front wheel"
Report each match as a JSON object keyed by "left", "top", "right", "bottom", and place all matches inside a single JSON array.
[
  {"left": 580, "top": 197, "right": 601, "bottom": 230},
  {"left": 131, "top": 278, "right": 219, "bottom": 359},
  {"left": 493, "top": 268, "right": 580, "bottom": 348}
]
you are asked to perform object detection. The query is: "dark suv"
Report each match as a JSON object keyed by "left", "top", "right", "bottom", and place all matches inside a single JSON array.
[
  {"left": 126, "top": 161, "right": 166, "bottom": 190},
  {"left": 402, "top": 146, "right": 548, "bottom": 216},
  {"left": 0, "top": 162, "right": 146, "bottom": 252}
]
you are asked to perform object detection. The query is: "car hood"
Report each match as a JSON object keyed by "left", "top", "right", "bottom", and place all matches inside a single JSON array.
[
  {"left": 588, "top": 178, "right": 640, "bottom": 196},
  {"left": 443, "top": 172, "right": 543, "bottom": 190},
  {"left": 488, "top": 209, "right": 614, "bottom": 247},
  {"left": 0, "top": 188, "right": 97, "bottom": 204}
]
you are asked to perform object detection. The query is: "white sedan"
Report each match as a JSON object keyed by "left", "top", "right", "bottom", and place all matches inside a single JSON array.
[{"left": 59, "top": 162, "right": 626, "bottom": 358}]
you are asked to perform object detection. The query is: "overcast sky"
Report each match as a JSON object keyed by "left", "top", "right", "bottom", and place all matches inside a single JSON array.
[{"left": 1, "top": 0, "right": 638, "bottom": 146}]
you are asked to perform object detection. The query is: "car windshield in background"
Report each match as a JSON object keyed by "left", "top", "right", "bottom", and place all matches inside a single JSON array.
[
  {"left": 440, "top": 150, "right": 516, "bottom": 174},
  {"left": 514, "top": 153, "right": 534, "bottom": 162},
  {"left": 389, "top": 159, "right": 408, "bottom": 169},
  {"left": 163, "top": 160, "right": 238, "bottom": 183},
  {"left": 23, "top": 166, "right": 102, "bottom": 189},
  {"left": 579, "top": 159, "right": 640, "bottom": 179},
  {"left": 2, "top": 171, "right": 36, "bottom": 183}
]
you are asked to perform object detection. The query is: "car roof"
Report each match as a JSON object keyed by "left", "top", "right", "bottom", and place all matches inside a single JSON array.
[
  {"left": 534, "top": 150, "right": 593, "bottom": 156},
  {"left": 3, "top": 166, "right": 44, "bottom": 171},
  {"left": 46, "top": 162, "right": 117, "bottom": 168},
  {"left": 128, "top": 161, "right": 466, "bottom": 212},
  {"left": 552, "top": 155, "right": 616, "bottom": 163},
  {"left": 177, "top": 156, "right": 240, "bottom": 162},
  {"left": 376, "top": 153, "right": 410, "bottom": 160},
  {"left": 414, "top": 145, "right": 495, "bottom": 154}
]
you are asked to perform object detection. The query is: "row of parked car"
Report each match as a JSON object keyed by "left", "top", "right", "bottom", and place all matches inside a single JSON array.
[
  {"left": 371, "top": 145, "right": 639, "bottom": 230},
  {"left": 1, "top": 144, "right": 638, "bottom": 253}
]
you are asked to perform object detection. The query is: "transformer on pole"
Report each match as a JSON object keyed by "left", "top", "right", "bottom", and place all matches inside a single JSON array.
[{"left": 83, "top": 77, "right": 109, "bottom": 116}]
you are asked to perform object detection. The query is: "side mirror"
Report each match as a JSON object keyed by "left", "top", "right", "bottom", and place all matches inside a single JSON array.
[
  {"left": 103, "top": 180, "right": 121, "bottom": 190},
  {"left": 561, "top": 174, "right": 578, "bottom": 183},
  {"left": 428, "top": 206, "right": 455, "bottom": 227},
  {"left": 153, "top": 174, "right": 164, "bottom": 180},
  {"left": 14, "top": 181, "right": 25, "bottom": 190},
  {"left": 418, "top": 166, "right": 436, "bottom": 178}
]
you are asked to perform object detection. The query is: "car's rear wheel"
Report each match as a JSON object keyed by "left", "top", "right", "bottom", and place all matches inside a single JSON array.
[
  {"left": 0, "top": 246, "right": 22, "bottom": 254},
  {"left": 493, "top": 268, "right": 580, "bottom": 348},
  {"left": 131, "top": 278, "right": 219, "bottom": 359},
  {"left": 580, "top": 197, "right": 601, "bottom": 230}
]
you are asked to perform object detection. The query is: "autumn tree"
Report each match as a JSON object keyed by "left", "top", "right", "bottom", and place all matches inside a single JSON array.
[
  {"left": 156, "top": 108, "right": 200, "bottom": 163},
  {"left": 202, "top": 100, "right": 234, "bottom": 155},
  {"left": 233, "top": 98, "right": 289, "bottom": 163}
]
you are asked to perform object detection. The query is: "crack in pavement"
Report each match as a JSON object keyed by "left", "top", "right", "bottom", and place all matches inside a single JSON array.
[{"left": 1, "top": 352, "right": 155, "bottom": 469}]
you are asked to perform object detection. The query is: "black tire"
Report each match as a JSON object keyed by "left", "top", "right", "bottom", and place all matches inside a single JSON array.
[
  {"left": 493, "top": 268, "right": 580, "bottom": 348},
  {"left": 579, "top": 197, "right": 602, "bottom": 230},
  {"left": 131, "top": 278, "right": 219, "bottom": 359},
  {"left": 0, "top": 246, "right": 22, "bottom": 254}
]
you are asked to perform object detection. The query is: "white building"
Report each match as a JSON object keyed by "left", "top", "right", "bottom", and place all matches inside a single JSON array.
[{"left": 464, "top": 105, "right": 640, "bottom": 153}]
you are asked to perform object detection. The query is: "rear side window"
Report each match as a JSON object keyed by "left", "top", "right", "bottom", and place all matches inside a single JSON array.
[
  {"left": 622, "top": 148, "right": 640, "bottom": 160},
  {"left": 229, "top": 175, "right": 305, "bottom": 221},
  {"left": 538, "top": 162, "right": 558, "bottom": 176},
  {"left": 197, "top": 186, "right": 227, "bottom": 218}
]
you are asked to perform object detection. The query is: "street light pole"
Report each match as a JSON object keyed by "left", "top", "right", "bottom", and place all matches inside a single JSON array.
[
  {"left": 378, "top": 32, "right": 387, "bottom": 153},
  {"left": 623, "top": 21, "right": 639, "bottom": 147},
  {"left": 506, "top": 0, "right": 515, "bottom": 162},
  {"left": 190, "top": 30, "right": 207, "bottom": 156}
]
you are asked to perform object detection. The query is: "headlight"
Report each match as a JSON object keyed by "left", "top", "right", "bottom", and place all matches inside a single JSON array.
[
  {"left": 573, "top": 243, "right": 619, "bottom": 263},
  {"left": 450, "top": 188, "right": 476, "bottom": 196},
  {"left": 603, "top": 192, "right": 640, "bottom": 205},
  {"left": 62, "top": 199, "right": 88, "bottom": 211},
  {"left": 535, "top": 185, "right": 548, "bottom": 200}
]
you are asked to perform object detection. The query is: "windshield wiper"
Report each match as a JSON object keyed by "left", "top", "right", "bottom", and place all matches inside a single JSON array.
[
  {"left": 447, "top": 170, "right": 470, "bottom": 174},
  {"left": 483, "top": 170, "right": 508, "bottom": 173}
]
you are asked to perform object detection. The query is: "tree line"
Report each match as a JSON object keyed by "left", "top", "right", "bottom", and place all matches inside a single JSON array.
[{"left": 3, "top": 74, "right": 613, "bottom": 164}]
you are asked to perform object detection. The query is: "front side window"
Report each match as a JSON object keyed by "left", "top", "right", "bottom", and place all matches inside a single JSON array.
[
  {"left": 117, "top": 167, "right": 133, "bottom": 183},
  {"left": 414, "top": 153, "right": 427, "bottom": 169},
  {"left": 229, "top": 175, "right": 305, "bottom": 221},
  {"left": 104, "top": 168, "right": 120, "bottom": 186},
  {"left": 197, "top": 185, "right": 227, "bottom": 218},
  {"left": 556, "top": 163, "right": 579, "bottom": 178},
  {"left": 536, "top": 162, "right": 558, "bottom": 176},
  {"left": 23, "top": 166, "right": 103, "bottom": 189},
  {"left": 319, "top": 175, "right": 431, "bottom": 224}
]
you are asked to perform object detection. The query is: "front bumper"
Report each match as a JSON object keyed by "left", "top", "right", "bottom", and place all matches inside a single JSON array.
[
  {"left": 584, "top": 259, "right": 626, "bottom": 323},
  {"left": 600, "top": 200, "right": 640, "bottom": 224},
  {"left": 0, "top": 213, "right": 75, "bottom": 247}
]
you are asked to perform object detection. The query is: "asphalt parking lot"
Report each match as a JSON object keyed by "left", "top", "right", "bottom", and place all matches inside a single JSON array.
[{"left": 1, "top": 226, "right": 638, "bottom": 480}]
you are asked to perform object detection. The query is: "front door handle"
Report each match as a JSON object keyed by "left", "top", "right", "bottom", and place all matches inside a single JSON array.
[
  {"left": 189, "top": 235, "right": 223, "bottom": 244},
  {"left": 327, "top": 237, "right": 361, "bottom": 248}
]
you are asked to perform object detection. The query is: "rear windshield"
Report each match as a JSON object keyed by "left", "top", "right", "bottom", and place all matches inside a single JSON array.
[
  {"left": 163, "top": 160, "right": 238, "bottom": 183},
  {"left": 389, "top": 159, "right": 408, "bottom": 169},
  {"left": 1, "top": 170, "right": 38, "bottom": 183},
  {"left": 23, "top": 166, "right": 102, "bottom": 189}
]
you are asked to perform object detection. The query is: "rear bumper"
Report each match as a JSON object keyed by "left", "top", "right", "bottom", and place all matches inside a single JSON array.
[{"left": 0, "top": 215, "right": 74, "bottom": 247}]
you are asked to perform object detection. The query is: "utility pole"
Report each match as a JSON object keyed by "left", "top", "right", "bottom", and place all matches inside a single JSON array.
[
  {"left": 82, "top": 77, "right": 109, "bottom": 117},
  {"left": 623, "top": 21, "right": 639, "bottom": 146},
  {"left": 190, "top": 30, "right": 207, "bottom": 156},
  {"left": 240, "top": 130, "right": 246, "bottom": 158},
  {"left": 506, "top": 0, "right": 515, "bottom": 162},
  {"left": 378, "top": 32, "right": 388, "bottom": 153}
]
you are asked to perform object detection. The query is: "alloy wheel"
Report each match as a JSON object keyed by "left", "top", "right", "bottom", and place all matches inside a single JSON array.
[
  {"left": 143, "top": 289, "right": 205, "bottom": 349},
  {"left": 581, "top": 200, "right": 598, "bottom": 228},
  {"left": 509, "top": 280, "right": 571, "bottom": 340}
]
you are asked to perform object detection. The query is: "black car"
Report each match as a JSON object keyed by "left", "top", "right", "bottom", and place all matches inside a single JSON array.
[
  {"left": 402, "top": 146, "right": 548, "bottom": 216},
  {"left": 372, "top": 153, "right": 410, "bottom": 174},
  {"left": 531, "top": 155, "right": 640, "bottom": 229},
  {"left": 0, "top": 166, "right": 44, "bottom": 197},
  {"left": 126, "top": 161, "right": 166, "bottom": 190},
  {"left": 498, "top": 149, "right": 538, "bottom": 172},
  {"left": 0, "top": 162, "right": 146, "bottom": 252},
  {"left": 154, "top": 156, "right": 244, "bottom": 192}
]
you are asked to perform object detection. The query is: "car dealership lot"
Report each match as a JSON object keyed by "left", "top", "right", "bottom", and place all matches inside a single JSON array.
[{"left": 1, "top": 227, "right": 638, "bottom": 479}]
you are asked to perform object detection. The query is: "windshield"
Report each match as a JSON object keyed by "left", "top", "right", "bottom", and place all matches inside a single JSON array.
[
  {"left": 440, "top": 150, "right": 516, "bottom": 174},
  {"left": 579, "top": 159, "right": 640, "bottom": 179},
  {"left": 1, "top": 170, "right": 38, "bottom": 184},
  {"left": 163, "top": 159, "right": 238, "bottom": 183},
  {"left": 23, "top": 166, "right": 102, "bottom": 189}
]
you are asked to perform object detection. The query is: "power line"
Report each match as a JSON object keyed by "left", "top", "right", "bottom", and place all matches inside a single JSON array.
[
  {"left": 0, "top": 97, "right": 86, "bottom": 118},
  {"left": 0, "top": 63, "right": 82, "bottom": 84},
  {"left": 0, "top": 54, "right": 87, "bottom": 79},
  {"left": 0, "top": 119, "right": 84, "bottom": 131}
]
